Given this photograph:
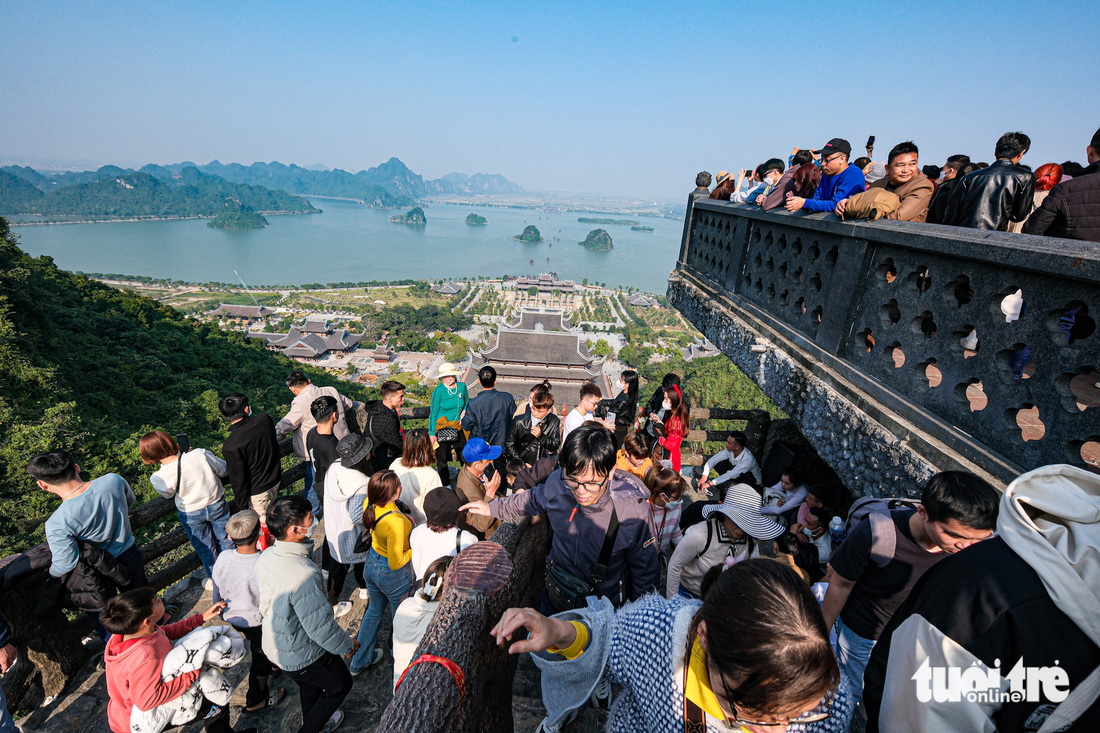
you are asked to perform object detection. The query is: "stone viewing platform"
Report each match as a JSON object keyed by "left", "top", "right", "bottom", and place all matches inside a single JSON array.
[{"left": 669, "top": 194, "right": 1100, "bottom": 494}]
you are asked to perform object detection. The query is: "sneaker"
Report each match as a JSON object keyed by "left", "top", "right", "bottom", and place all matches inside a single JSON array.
[
  {"left": 535, "top": 709, "right": 578, "bottom": 733},
  {"left": 590, "top": 674, "right": 612, "bottom": 709},
  {"left": 350, "top": 648, "right": 383, "bottom": 676},
  {"left": 322, "top": 710, "right": 344, "bottom": 733},
  {"left": 202, "top": 578, "right": 214, "bottom": 591},
  {"left": 358, "top": 588, "right": 370, "bottom": 601},
  {"left": 333, "top": 601, "right": 353, "bottom": 619}
]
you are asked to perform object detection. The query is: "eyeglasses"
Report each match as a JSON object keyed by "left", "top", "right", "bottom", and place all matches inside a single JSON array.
[
  {"left": 562, "top": 474, "right": 608, "bottom": 495},
  {"left": 822, "top": 154, "right": 843, "bottom": 165}
]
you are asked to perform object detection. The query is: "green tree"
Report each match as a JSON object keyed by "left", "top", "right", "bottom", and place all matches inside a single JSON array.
[
  {"left": 527, "top": 286, "right": 538, "bottom": 297},
  {"left": 590, "top": 339, "right": 614, "bottom": 358}
]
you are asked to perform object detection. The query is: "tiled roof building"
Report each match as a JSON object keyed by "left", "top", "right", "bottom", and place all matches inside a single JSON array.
[
  {"left": 464, "top": 309, "right": 609, "bottom": 407},
  {"left": 249, "top": 321, "right": 363, "bottom": 361},
  {"left": 208, "top": 304, "right": 276, "bottom": 319}
]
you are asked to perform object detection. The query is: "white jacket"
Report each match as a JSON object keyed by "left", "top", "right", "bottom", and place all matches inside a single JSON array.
[
  {"left": 324, "top": 462, "right": 371, "bottom": 565},
  {"left": 150, "top": 450, "right": 227, "bottom": 513},
  {"left": 390, "top": 458, "right": 442, "bottom": 525}
]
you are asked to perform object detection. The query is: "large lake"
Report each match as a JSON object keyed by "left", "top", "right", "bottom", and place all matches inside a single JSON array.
[{"left": 12, "top": 200, "right": 683, "bottom": 293}]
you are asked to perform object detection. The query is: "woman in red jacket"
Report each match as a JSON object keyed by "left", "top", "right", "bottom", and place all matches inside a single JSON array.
[
  {"left": 656, "top": 384, "right": 689, "bottom": 472},
  {"left": 102, "top": 587, "right": 254, "bottom": 733}
]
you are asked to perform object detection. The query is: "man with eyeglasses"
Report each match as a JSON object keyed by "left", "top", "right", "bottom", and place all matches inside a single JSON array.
[
  {"left": 785, "top": 137, "right": 867, "bottom": 214},
  {"left": 462, "top": 424, "right": 660, "bottom": 614}
]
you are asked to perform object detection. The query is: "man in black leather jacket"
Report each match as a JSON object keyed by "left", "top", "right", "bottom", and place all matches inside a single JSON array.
[
  {"left": 943, "top": 132, "right": 1036, "bottom": 231},
  {"left": 505, "top": 386, "right": 562, "bottom": 465}
]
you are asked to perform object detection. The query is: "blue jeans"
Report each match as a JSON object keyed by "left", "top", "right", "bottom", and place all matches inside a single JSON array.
[
  {"left": 178, "top": 500, "right": 233, "bottom": 577},
  {"left": 350, "top": 548, "right": 414, "bottom": 672},
  {"left": 835, "top": 614, "right": 876, "bottom": 703},
  {"left": 0, "top": 678, "right": 14, "bottom": 733},
  {"left": 303, "top": 462, "right": 321, "bottom": 516}
]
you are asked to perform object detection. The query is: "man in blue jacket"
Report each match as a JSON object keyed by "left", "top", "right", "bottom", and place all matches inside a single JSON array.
[
  {"left": 462, "top": 424, "right": 660, "bottom": 612},
  {"left": 462, "top": 366, "right": 516, "bottom": 474},
  {"left": 786, "top": 138, "right": 866, "bottom": 213}
]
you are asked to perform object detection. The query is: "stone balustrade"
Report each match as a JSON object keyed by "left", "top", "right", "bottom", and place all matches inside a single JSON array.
[{"left": 672, "top": 197, "right": 1100, "bottom": 488}]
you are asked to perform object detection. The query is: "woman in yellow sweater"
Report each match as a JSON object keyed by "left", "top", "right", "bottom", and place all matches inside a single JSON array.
[{"left": 349, "top": 470, "right": 414, "bottom": 675}]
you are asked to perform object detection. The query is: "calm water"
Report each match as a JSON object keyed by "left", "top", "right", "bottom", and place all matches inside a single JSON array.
[{"left": 13, "top": 200, "right": 683, "bottom": 293}]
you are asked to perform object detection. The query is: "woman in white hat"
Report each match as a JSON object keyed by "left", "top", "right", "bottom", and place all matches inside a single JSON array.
[
  {"left": 429, "top": 362, "right": 469, "bottom": 487},
  {"left": 665, "top": 483, "right": 785, "bottom": 600}
]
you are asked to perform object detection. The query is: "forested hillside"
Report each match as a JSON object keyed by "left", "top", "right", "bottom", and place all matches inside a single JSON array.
[
  {"left": 0, "top": 171, "right": 43, "bottom": 215},
  {"left": 0, "top": 166, "right": 317, "bottom": 219},
  {"left": 0, "top": 216, "right": 374, "bottom": 554}
]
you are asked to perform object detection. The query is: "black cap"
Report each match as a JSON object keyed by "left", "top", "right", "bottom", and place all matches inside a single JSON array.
[
  {"left": 816, "top": 138, "right": 852, "bottom": 158},
  {"left": 337, "top": 434, "right": 373, "bottom": 466},
  {"left": 423, "top": 487, "right": 463, "bottom": 527}
]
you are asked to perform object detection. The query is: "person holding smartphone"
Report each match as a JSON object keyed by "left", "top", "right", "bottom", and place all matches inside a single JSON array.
[{"left": 785, "top": 138, "right": 867, "bottom": 214}]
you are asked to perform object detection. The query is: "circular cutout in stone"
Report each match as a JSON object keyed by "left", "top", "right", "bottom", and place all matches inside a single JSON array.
[
  {"left": 1005, "top": 404, "right": 1045, "bottom": 443},
  {"left": 954, "top": 380, "right": 987, "bottom": 412},
  {"left": 1047, "top": 301, "right": 1095, "bottom": 345},
  {"left": 877, "top": 258, "right": 897, "bottom": 285},
  {"left": 889, "top": 342, "right": 905, "bottom": 368},
  {"left": 907, "top": 267, "right": 932, "bottom": 293},
  {"left": 880, "top": 299, "right": 901, "bottom": 325}
]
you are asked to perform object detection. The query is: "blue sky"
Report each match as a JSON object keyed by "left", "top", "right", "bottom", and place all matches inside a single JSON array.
[{"left": 2, "top": 1, "right": 1097, "bottom": 201}]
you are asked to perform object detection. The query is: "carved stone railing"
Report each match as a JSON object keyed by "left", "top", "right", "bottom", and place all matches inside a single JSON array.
[{"left": 674, "top": 198, "right": 1100, "bottom": 484}]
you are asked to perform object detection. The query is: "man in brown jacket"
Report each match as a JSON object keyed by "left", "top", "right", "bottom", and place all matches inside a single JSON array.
[
  {"left": 837, "top": 141, "right": 934, "bottom": 222},
  {"left": 456, "top": 438, "right": 502, "bottom": 540}
]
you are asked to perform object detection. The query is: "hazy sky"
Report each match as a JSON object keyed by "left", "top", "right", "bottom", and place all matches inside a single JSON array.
[{"left": 3, "top": 1, "right": 1098, "bottom": 201}]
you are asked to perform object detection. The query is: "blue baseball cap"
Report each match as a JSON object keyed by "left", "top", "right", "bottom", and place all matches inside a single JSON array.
[{"left": 462, "top": 437, "right": 502, "bottom": 462}]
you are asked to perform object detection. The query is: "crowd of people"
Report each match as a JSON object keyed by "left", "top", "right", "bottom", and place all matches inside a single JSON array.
[
  {"left": 15, "top": 358, "right": 1100, "bottom": 733},
  {"left": 703, "top": 127, "right": 1100, "bottom": 241}
]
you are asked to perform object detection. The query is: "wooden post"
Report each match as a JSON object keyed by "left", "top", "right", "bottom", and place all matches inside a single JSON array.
[{"left": 378, "top": 516, "right": 547, "bottom": 733}]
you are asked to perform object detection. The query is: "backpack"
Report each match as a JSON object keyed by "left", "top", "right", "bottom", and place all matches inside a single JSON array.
[{"left": 844, "top": 497, "right": 922, "bottom": 568}]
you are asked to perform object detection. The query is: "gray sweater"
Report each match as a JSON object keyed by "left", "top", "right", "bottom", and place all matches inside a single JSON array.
[{"left": 211, "top": 549, "right": 262, "bottom": 628}]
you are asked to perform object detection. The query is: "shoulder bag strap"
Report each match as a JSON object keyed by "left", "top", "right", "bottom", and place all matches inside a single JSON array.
[
  {"left": 456, "top": 527, "right": 463, "bottom": 553},
  {"left": 589, "top": 501, "right": 620, "bottom": 585},
  {"left": 176, "top": 453, "right": 183, "bottom": 495}
]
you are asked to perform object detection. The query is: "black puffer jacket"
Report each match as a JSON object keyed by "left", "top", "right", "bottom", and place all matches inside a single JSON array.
[
  {"left": 505, "top": 409, "right": 562, "bottom": 465},
  {"left": 0, "top": 542, "right": 131, "bottom": 614},
  {"left": 364, "top": 399, "right": 404, "bottom": 472},
  {"left": 1023, "top": 161, "right": 1100, "bottom": 242},
  {"left": 943, "top": 160, "right": 1036, "bottom": 231}
]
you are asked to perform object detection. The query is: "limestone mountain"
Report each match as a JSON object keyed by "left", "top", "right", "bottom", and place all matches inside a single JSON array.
[
  {"left": 514, "top": 225, "right": 544, "bottom": 243},
  {"left": 0, "top": 170, "right": 44, "bottom": 215},
  {"left": 580, "top": 229, "right": 613, "bottom": 251}
]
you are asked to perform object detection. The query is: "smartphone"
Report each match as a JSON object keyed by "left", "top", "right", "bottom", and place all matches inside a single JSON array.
[
  {"left": 484, "top": 463, "right": 497, "bottom": 481},
  {"left": 176, "top": 433, "right": 191, "bottom": 453},
  {"left": 866, "top": 136, "right": 876, "bottom": 148}
]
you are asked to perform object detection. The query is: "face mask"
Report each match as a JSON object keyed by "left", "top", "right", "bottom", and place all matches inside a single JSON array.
[
  {"left": 765, "top": 174, "right": 780, "bottom": 186},
  {"left": 662, "top": 400, "right": 672, "bottom": 411},
  {"left": 296, "top": 522, "right": 317, "bottom": 539},
  {"left": 663, "top": 497, "right": 683, "bottom": 508}
]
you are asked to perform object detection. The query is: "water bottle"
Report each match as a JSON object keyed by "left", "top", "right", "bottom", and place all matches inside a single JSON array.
[{"left": 830, "top": 516, "right": 846, "bottom": 544}]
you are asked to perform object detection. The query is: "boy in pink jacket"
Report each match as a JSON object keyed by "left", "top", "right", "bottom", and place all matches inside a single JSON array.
[{"left": 102, "top": 587, "right": 254, "bottom": 733}]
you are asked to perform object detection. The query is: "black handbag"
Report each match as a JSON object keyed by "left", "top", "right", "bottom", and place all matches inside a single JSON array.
[
  {"left": 436, "top": 426, "right": 460, "bottom": 443},
  {"left": 544, "top": 503, "right": 621, "bottom": 612}
]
